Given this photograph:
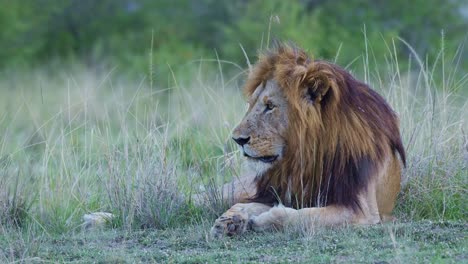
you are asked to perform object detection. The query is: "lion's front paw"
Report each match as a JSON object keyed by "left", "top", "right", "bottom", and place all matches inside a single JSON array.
[{"left": 210, "top": 211, "right": 249, "bottom": 238}]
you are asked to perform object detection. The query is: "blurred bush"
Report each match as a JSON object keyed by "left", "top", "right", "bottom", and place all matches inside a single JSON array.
[{"left": 0, "top": 0, "right": 466, "bottom": 79}]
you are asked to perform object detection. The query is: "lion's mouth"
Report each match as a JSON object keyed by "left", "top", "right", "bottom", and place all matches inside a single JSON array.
[{"left": 243, "top": 152, "right": 279, "bottom": 163}]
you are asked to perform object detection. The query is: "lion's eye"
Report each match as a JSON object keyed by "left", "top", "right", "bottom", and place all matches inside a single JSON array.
[{"left": 265, "top": 102, "right": 275, "bottom": 112}]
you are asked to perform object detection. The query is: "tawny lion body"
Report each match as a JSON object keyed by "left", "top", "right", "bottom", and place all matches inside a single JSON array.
[{"left": 211, "top": 44, "right": 405, "bottom": 238}]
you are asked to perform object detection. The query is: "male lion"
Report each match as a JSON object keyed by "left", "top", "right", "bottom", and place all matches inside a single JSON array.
[{"left": 211, "top": 44, "right": 406, "bottom": 238}]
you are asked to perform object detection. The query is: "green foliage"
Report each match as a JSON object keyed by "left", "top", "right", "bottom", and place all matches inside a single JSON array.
[
  {"left": 221, "top": 0, "right": 466, "bottom": 68},
  {"left": 0, "top": 1, "right": 45, "bottom": 65},
  {"left": 0, "top": 0, "right": 466, "bottom": 74}
]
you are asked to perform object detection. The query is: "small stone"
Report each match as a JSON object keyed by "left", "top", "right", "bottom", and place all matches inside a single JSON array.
[{"left": 82, "top": 212, "right": 115, "bottom": 229}]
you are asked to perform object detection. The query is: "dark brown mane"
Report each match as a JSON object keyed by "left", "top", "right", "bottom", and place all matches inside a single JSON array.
[{"left": 245, "top": 44, "right": 406, "bottom": 211}]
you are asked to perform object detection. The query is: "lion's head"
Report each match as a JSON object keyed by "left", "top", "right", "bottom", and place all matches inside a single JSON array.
[
  {"left": 232, "top": 79, "right": 289, "bottom": 174},
  {"left": 232, "top": 44, "right": 406, "bottom": 210}
]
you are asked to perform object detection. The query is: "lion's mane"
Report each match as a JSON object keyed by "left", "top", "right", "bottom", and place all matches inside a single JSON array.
[{"left": 244, "top": 44, "right": 406, "bottom": 211}]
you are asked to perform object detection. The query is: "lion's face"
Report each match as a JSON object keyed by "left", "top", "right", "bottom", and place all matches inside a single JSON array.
[{"left": 232, "top": 80, "right": 289, "bottom": 175}]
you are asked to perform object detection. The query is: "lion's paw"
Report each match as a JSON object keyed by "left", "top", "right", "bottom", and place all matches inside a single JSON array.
[{"left": 210, "top": 211, "right": 249, "bottom": 238}]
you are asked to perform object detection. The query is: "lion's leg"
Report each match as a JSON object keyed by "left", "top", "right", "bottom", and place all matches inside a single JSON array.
[
  {"left": 192, "top": 173, "right": 257, "bottom": 207},
  {"left": 376, "top": 155, "right": 401, "bottom": 222},
  {"left": 249, "top": 205, "right": 357, "bottom": 231},
  {"left": 211, "top": 202, "right": 272, "bottom": 238},
  {"left": 250, "top": 185, "right": 381, "bottom": 231},
  {"left": 220, "top": 173, "right": 258, "bottom": 205}
]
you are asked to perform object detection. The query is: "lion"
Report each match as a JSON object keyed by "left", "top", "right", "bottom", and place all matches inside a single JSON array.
[{"left": 211, "top": 43, "right": 406, "bottom": 238}]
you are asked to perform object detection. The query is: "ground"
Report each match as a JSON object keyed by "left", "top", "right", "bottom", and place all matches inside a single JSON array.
[{"left": 4, "top": 221, "right": 465, "bottom": 263}]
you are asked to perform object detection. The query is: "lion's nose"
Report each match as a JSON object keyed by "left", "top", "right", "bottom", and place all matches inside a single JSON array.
[{"left": 232, "top": 136, "right": 250, "bottom": 146}]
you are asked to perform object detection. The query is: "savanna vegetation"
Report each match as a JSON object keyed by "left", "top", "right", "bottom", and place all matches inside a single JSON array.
[{"left": 0, "top": 0, "right": 467, "bottom": 262}]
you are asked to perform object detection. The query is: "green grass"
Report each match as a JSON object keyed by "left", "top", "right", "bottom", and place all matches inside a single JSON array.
[{"left": 0, "top": 41, "right": 466, "bottom": 262}]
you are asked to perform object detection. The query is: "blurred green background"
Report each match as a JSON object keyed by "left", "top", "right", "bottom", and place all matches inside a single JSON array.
[{"left": 0, "top": 0, "right": 467, "bottom": 80}]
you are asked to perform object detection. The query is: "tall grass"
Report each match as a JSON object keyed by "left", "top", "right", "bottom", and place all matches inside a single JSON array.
[{"left": 0, "top": 41, "right": 466, "bottom": 242}]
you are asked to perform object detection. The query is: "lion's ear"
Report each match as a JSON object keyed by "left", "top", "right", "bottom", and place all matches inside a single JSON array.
[{"left": 305, "top": 77, "right": 331, "bottom": 104}]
